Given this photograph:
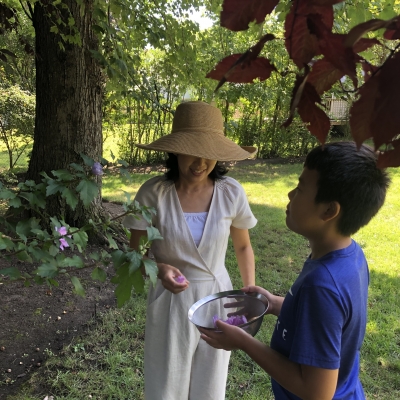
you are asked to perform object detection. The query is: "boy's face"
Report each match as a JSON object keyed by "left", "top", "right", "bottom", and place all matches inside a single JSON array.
[{"left": 286, "top": 167, "right": 327, "bottom": 238}]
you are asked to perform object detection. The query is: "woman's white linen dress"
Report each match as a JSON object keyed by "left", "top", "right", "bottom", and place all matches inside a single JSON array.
[{"left": 123, "top": 175, "right": 257, "bottom": 400}]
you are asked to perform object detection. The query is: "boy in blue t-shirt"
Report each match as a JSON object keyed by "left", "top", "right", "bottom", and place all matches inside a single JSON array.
[{"left": 200, "top": 142, "right": 390, "bottom": 399}]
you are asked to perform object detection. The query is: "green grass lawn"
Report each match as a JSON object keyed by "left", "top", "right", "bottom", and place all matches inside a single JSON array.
[{"left": 8, "top": 162, "right": 400, "bottom": 400}]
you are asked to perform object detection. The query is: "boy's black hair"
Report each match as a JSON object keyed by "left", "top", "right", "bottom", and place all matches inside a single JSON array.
[
  {"left": 304, "top": 141, "right": 391, "bottom": 236},
  {"left": 164, "top": 153, "right": 228, "bottom": 181}
]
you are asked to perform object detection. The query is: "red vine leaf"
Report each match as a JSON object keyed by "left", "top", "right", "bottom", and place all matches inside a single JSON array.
[
  {"left": 353, "top": 38, "right": 381, "bottom": 53},
  {"left": 283, "top": 69, "right": 310, "bottom": 127},
  {"left": 206, "top": 54, "right": 276, "bottom": 86},
  {"left": 370, "top": 52, "right": 400, "bottom": 149},
  {"left": 285, "top": 7, "right": 319, "bottom": 68},
  {"left": 220, "top": 0, "right": 279, "bottom": 31},
  {"left": 297, "top": 82, "right": 331, "bottom": 143},
  {"left": 349, "top": 76, "right": 379, "bottom": 147},
  {"left": 308, "top": 58, "right": 343, "bottom": 94},
  {"left": 384, "top": 16, "right": 400, "bottom": 40},
  {"left": 344, "top": 19, "right": 387, "bottom": 47},
  {"left": 207, "top": 34, "right": 276, "bottom": 91},
  {"left": 377, "top": 140, "right": 400, "bottom": 168}
]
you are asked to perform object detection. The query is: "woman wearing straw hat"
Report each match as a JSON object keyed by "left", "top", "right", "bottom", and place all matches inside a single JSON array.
[{"left": 123, "top": 101, "right": 257, "bottom": 400}]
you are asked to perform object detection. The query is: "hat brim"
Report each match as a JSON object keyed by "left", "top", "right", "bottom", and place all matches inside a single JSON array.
[{"left": 135, "top": 131, "right": 257, "bottom": 161}]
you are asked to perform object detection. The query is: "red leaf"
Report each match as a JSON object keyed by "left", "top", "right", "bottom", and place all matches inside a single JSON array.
[
  {"left": 285, "top": 5, "right": 319, "bottom": 68},
  {"left": 206, "top": 54, "right": 276, "bottom": 84},
  {"left": 377, "top": 140, "right": 400, "bottom": 168},
  {"left": 297, "top": 82, "right": 331, "bottom": 143},
  {"left": 308, "top": 58, "right": 343, "bottom": 94},
  {"left": 349, "top": 76, "right": 379, "bottom": 147},
  {"left": 344, "top": 19, "right": 387, "bottom": 47},
  {"left": 220, "top": 0, "right": 279, "bottom": 31},
  {"left": 370, "top": 52, "right": 400, "bottom": 149},
  {"left": 320, "top": 35, "right": 357, "bottom": 86},
  {"left": 353, "top": 38, "right": 381, "bottom": 53},
  {"left": 384, "top": 16, "right": 400, "bottom": 40},
  {"left": 283, "top": 69, "right": 310, "bottom": 127}
]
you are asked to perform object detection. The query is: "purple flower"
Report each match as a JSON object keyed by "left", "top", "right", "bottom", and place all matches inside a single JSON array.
[
  {"left": 213, "top": 314, "right": 247, "bottom": 328},
  {"left": 174, "top": 275, "right": 186, "bottom": 284},
  {"left": 91, "top": 162, "right": 103, "bottom": 176},
  {"left": 59, "top": 237, "right": 69, "bottom": 251},
  {"left": 54, "top": 225, "right": 71, "bottom": 251},
  {"left": 55, "top": 226, "right": 68, "bottom": 236}
]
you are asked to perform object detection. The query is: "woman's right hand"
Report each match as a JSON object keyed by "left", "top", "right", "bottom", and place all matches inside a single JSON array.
[
  {"left": 241, "top": 285, "right": 284, "bottom": 317},
  {"left": 157, "top": 263, "right": 189, "bottom": 294}
]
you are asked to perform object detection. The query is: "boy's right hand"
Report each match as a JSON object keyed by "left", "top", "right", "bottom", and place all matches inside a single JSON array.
[
  {"left": 157, "top": 263, "right": 189, "bottom": 294},
  {"left": 200, "top": 320, "right": 251, "bottom": 351},
  {"left": 241, "top": 285, "right": 283, "bottom": 317}
]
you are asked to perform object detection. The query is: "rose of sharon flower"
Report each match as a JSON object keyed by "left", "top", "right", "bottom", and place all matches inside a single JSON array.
[
  {"left": 174, "top": 275, "right": 186, "bottom": 283},
  {"left": 55, "top": 226, "right": 71, "bottom": 251},
  {"left": 91, "top": 162, "right": 103, "bottom": 176},
  {"left": 55, "top": 226, "right": 68, "bottom": 236},
  {"left": 213, "top": 314, "right": 247, "bottom": 328},
  {"left": 59, "top": 237, "right": 69, "bottom": 251}
]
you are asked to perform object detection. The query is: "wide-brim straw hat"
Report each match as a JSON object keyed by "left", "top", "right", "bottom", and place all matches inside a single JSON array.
[{"left": 135, "top": 101, "right": 257, "bottom": 161}]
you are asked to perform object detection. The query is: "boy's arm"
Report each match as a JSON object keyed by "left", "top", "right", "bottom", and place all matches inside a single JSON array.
[{"left": 200, "top": 322, "right": 338, "bottom": 400}]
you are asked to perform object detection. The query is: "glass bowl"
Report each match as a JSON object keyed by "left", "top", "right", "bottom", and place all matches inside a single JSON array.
[{"left": 188, "top": 290, "right": 269, "bottom": 337}]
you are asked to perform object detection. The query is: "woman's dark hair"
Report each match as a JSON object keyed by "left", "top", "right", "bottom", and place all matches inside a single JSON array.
[
  {"left": 304, "top": 141, "right": 391, "bottom": 236},
  {"left": 164, "top": 153, "right": 228, "bottom": 181}
]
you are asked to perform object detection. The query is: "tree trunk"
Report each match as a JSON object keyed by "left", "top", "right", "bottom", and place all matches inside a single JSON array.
[{"left": 27, "top": 0, "right": 107, "bottom": 236}]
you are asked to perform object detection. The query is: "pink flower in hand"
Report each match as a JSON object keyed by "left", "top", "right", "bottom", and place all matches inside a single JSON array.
[{"left": 174, "top": 275, "right": 186, "bottom": 284}]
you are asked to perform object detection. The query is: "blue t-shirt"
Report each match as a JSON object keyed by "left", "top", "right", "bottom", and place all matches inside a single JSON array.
[{"left": 270, "top": 240, "right": 368, "bottom": 400}]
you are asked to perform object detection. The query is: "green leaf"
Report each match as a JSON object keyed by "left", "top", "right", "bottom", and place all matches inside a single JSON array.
[
  {"left": 0, "top": 235, "right": 15, "bottom": 251},
  {"left": 59, "top": 255, "right": 84, "bottom": 268},
  {"left": 0, "top": 267, "right": 21, "bottom": 280},
  {"left": 76, "top": 179, "right": 99, "bottom": 207},
  {"left": 131, "top": 268, "right": 145, "bottom": 293},
  {"left": 71, "top": 276, "right": 85, "bottom": 297},
  {"left": 114, "top": 267, "right": 133, "bottom": 307},
  {"left": 111, "top": 249, "right": 126, "bottom": 269},
  {"left": 36, "top": 264, "right": 58, "bottom": 278},
  {"left": 106, "top": 232, "right": 118, "bottom": 249},
  {"left": 79, "top": 153, "right": 95, "bottom": 167},
  {"left": 142, "top": 258, "right": 158, "bottom": 285},
  {"left": 46, "top": 179, "right": 65, "bottom": 196},
  {"left": 17, "top": 250, "right": 33, "bottom": 263},
  {"left": 49, "top": 244, "right": 60, "bottom": 257},
  {"left": 92, "top": 267, "right": 107, "bottom": 282},
  {"left": 62, "top": 187, "right": 79, "bottom": 210},
  {"left": 9, "top": 197, "right": 22, "bottom": 208},
  {"left": 146, "top": 226, "right": 163, "bottom": 242},
  {"left": 0, "top": 188, "right": 16, "bottom": 200},
  {"left": 51, "top": 169, "right": 74, "bottom": 181},
  {"left": 127, "top": 250, "right": 141, "bottom": 274},
  {"left": 70, "top": 163, "right": 85, "bottom": 172},
  {"left": 72, "top": 231, "right": 88, "bottom": 252}
]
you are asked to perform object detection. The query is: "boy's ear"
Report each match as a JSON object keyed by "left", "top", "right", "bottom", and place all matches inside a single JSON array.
[{"left": 321, "top": 201, "right": 341, "bottom": 222}]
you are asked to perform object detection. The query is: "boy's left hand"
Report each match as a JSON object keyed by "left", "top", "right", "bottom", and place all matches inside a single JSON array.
[{"left": 199, "top": 320, "right": 251, "bottom": 351}]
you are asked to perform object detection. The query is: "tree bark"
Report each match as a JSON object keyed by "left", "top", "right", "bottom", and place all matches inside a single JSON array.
[{"left": 27, "top": 0, "right": 107, "bottom": 236}]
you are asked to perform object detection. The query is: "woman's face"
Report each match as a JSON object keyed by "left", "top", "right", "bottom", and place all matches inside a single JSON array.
[{"left": 176, "top": 154, "right": 217, "bottom": 184}]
